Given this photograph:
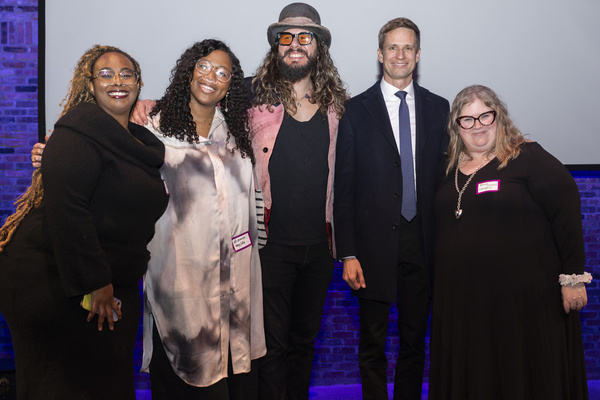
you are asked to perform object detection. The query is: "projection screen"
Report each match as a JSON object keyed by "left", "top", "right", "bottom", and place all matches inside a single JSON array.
[{"left": 45, "top": 0, "right": 600, "bottom": 166}]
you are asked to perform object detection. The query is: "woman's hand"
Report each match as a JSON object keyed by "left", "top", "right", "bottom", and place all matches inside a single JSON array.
[
  {"left": 561, "top": 283, "right": 588, "bottom": 314},
  {"left": 130, "top": 99, "right": 157, "bottom": 126},
  {"left": 31, "top": 135, "right": 49, "bottom": 168},
  {"left": 87, "top": 284, "right": 122, "bottom": 331}
]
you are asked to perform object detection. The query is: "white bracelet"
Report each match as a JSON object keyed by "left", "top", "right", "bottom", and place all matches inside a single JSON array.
[{"left": 559, "top": 272, "right": 593, "bottom": 287}]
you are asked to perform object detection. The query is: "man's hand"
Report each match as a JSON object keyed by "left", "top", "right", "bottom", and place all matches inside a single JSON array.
[
  {"left": 130, "top": 99, "right": 157, "bottom": 125},
  {"left": 342, "top": 258, "right": 366, "bottom": 290}
]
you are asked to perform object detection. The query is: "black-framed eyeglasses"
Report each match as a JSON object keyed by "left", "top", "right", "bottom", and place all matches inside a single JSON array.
[
  {"left": 278, "top": 31, "right": 314, "bottom": 46},
  {"left": 195, "top": 59, "right": 233, "bottom": 83},
  {"left": 93, "top": 68, "right": 139, "bottom": 86},
  {"left": 456, "top": 110, "right": 496, "bottom": 129}
]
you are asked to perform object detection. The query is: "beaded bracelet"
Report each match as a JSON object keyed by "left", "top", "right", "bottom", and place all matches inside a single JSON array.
[{"left": 559, "top": 272, "right": 593, "bottom": 287}]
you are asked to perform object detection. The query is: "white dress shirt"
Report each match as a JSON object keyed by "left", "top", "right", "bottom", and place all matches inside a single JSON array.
[{"left": 380, "top": 79, "right": 417, "bottom": 189}]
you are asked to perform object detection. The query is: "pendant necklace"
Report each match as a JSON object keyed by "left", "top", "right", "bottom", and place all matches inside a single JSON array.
[
  {"left": 296, "top": 93, "right": 311, "bottom": 107},
  {"left": 454, "top": 153, "right": 491, "bottom": 220}
]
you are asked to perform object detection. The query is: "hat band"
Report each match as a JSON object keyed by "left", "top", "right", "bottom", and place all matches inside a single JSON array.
[{"left": 278, "top": 16, "right": 318, "bottom": 26}]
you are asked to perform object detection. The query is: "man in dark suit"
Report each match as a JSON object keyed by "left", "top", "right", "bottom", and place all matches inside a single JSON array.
[{"left": 334, "top": 17, "right": 449, "bottom": 400}]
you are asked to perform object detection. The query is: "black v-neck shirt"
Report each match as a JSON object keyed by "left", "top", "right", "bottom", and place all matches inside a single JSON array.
[{"left": 267, "top": 110, "right": 330, "bottom": 245}]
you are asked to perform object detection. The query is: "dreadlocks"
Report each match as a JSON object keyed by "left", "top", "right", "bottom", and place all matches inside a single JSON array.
[{"left": 0, "top": 45, "right": 142, "bottom": 252}]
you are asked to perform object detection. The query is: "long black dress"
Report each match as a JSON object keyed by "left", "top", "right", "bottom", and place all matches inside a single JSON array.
[
  {"left": 429, "top": 142, "right": 588, "bottom": 400},
  {"left": 0, "top": 103, "right": 169, "bottom": 399}
]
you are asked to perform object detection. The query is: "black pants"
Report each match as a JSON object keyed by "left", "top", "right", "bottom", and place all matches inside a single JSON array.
[
  {"left": 257, "top": 241, "right": 335, "bottom": 400},
  {"left": 149, "top": 322, "right": 258, "bottom": 400},
  {"left": 358, "top": 218, "right": 431, "bottom": 400}
]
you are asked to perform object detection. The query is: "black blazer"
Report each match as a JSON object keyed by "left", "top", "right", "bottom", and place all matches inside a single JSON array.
[{"left": 334, "top": 81, "right": 449, "bottom": 302}]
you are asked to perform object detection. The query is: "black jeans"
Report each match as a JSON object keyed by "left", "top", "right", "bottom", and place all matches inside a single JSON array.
[
  {"left": 257, "top": 241, "right": 335, "bottom": 400},
  {"left": 358, "top": 218, "right": 431, "bottom": 400}
]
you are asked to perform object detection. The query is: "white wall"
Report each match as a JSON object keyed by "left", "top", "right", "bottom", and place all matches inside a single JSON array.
[{"left": 46, "top": 0, "right": 600, "bottom": 165}]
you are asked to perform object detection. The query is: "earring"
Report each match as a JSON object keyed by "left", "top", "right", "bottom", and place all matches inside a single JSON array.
[{"left": 224, "top": 92, "right": 229, "bottom": 112}]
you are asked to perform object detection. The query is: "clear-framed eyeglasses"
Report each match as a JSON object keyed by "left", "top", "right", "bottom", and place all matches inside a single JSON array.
[
  {"left": 456, "top": 110, "right": 496, "bottom": 129},
  {"left": 195, "top": 59, "right": 233, "bottom": 83},
  {"left": 93, "top": 68, "right": 139, "bottom": 86},
  {"left": 277, "top": 31, "right": 314, "bottom": 46}
]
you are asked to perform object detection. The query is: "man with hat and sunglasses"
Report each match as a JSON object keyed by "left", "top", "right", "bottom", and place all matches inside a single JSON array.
[{"left": 249, "top": 3, "right": 347, "bottom": 399}]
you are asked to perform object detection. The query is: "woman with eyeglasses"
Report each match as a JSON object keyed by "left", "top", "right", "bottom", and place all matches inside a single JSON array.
[
  {"left": 0, "top": 45, "right": 168, "bottom": 399},
  {"left": 138, "top": 40, "right": 265, "bottom": 399},
  {"left": 428, "top": 85, "right": 591, "bottom": 399}
]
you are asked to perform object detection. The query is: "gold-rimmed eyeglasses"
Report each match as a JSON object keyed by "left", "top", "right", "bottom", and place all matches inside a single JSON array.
[
  {"left": 92, "top": 68, "right": 139, "bottom": 86},
  {"left": 195, "top": 59, "right": 233, "bottom": 83}
]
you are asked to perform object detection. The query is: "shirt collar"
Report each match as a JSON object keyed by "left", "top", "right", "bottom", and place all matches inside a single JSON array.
[
  {"left": 380, "top": 79, "right": 415, "bottom": 101},
  {"left": 214, "top": 105, "right": 225, "bottom": 122}
]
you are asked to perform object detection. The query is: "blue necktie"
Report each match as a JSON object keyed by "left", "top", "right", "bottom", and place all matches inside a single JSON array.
[{"left": 395, "top": 91, "right": 416, "bottom": 221}]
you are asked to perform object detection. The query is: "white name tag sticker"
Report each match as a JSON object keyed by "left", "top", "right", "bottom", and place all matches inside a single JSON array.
[
  {"left": 476, "top": 180, "right": 500, "bottom": 194},
  {"left": 232, "top": 231, "right": 253, "bottom": 252}
]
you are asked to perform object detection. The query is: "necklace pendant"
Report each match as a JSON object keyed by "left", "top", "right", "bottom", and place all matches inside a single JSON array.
[
  {"left": 297, "top": 101, "right": 302, "bottom": 107},
  {"left": 455, "top": 209, "right": 463, "bottom": 219}
]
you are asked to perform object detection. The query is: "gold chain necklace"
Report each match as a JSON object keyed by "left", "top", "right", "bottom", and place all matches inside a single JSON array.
[
  {"left": 454, "top": 153, "right": 491, "bottom": 219},
  {"left": 194, "top": 110, "right": 215, "bottom": 126}
]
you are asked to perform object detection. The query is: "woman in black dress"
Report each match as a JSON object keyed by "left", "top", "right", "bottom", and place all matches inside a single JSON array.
[
  {"left": 429, "top": 85, "right": 591, "bottom": 400},
  {"left": 0, "top": 45, "right": 168, "bottom": 399}
]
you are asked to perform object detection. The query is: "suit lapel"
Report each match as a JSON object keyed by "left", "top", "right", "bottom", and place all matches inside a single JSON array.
[{"left": 362, "top": 82, "right": 398, "bottom": 153}]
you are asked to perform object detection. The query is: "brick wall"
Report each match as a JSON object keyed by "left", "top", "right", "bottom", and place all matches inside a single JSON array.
[
  {"left": 0, "top": 0, "right": 37, "bottom": 360},
  {"left": 0, "top": 0, "right": 38, "bottom": 226},
  {"left": 0, "top": 0, "right": 598, "bottom": 389},
  {"left": 575, "top": 172, "right": 600, "bottom": 378}
]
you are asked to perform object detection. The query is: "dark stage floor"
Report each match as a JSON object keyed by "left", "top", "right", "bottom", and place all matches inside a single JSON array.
[{"left": 136, "top": 380, "right": 600, "bottom": 399}]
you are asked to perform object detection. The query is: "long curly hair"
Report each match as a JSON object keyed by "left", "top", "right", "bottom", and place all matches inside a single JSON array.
[
  {"left": 150, "top": 39, "right": 254, "bottom": 163},
  {"left": 251, "top": 38, "right": 347, "bottom": 118},
  {"left": 446, "top": 85, "right": 526, "bottom": 176},
  {"left": 0, "top": 45, "right": 142, "bottom": 252}
]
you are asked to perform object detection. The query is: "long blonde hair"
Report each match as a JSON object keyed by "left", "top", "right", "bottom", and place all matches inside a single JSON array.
[
  {"left": 446, "top": 85, "right": 525, "bottom": 176},
  {"left": 0, "top": 45, "right": 142, "bottom": 252}
]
